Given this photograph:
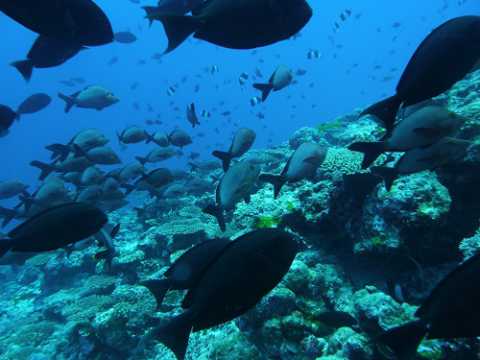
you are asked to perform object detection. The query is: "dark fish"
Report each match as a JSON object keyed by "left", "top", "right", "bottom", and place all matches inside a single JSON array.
[
  {"left": 125, "top": 168, "right": 174, "bottom": 197},
  {"left": 141, "top": 238, "right": 231, "bottom": 307},
  {"left": 203, "top": 161, "right": 259, "bottom": 231},
  {"left": 16, "top": 93, "right": 52, "bottom": 117},
  {"left": 0, "top": 0, "right": 113, "bottom": 46},
  {"left": 0, "top": 105, "right": 18, "bottom": 135},
  {"left": 117, "top": 126, "right": 148, "bottom": 144},
  {"left": 260, "top": 143, "right": 327, "bottom": 198},
  {"left": 349, "top": 106, "right": 465, "bottom": 168},
  {"left": 372, "top": 137, "right": 471, "bottom": 191},
  {"left": 361, "top": 16, "right": 480, "bottom": 134},
  {"left": 151, "top": 228, "right": 298, "bottom": 360},
  {"left": 0, "top": 202, "right": 107, "bottom": 257},
  {"left": 212, "top": 128, "right": 256, "bottom": 171},
  {"left": 253, "top": 65, "right": 293, "bottom": 101},
  {"left": 148, "top": 0, "right": 206, "bottom": 15},
  {"left": 376, "top": 252, "right": 480, "bottom": 360},
  {"left": 135, "top": 148, "right": 181, "bottom": 165},
  {"left": 186, "top": 103, "right": 200, "bottom": 128},
  {"left": 0, "top": 181, "right": 29, "bottom": 200},
  {"left": 144, "top": 0, "right": 312, "bottom": 53},
  {"left": 74, "top": 145, "right": 121, "bottom": 165},
  {"left": 114, "top": 31, "right": 137, "bottom": 43},
  {"left": 168, "top": 129, "right": 192, "bottom": 148},
  {"left": 11, "top": 35, "right": 85, "bottom": 81}
]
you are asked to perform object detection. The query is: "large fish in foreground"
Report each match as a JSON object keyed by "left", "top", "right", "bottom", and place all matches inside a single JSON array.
[
  {"left": 260, "top": 143, "right": 327, "bottom": 198},
  {"left": 0, "top": 202, "right": 107, "bottom": 257},
  {"left": 141, "top": 238, "right": 231, "bottom": 307},
  {"left": 0, "top": 0, "right": 113, "bottom": 46},
  {"left": 212, "top": 128, "right": 256, "bottom": 171},
  {"left": 149, "top": 228, "right": 299, "bottom": 360},
  {"left": 361, "top": 16, "right": 480, "bottom": 134},
  {"left": 203, "top": 161, "right": 259, "bottom": 231},
  {"left": 376, "top": 252, "right": 480, "bottom": 360},
  {"left": 144, "top": 0, "right": 312, "bottom": 53},
  {"left": 349, "top": 106, "right": 465, "bottom": 168}
]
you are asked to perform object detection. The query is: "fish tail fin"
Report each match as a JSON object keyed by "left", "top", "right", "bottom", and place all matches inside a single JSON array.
[
  {"left": 145, "top": 132, "right": 153, "bottom": 144},
  {"left": 259, "top": 173, "right": 286, "bottom": 198},
  {"left": 212, "top": 150, "right": 231, "bottom": 172},
  {"left": 348, "top": 141, "right": 385, "bottom": 169},
  {"left": 45, "top": 143, "right": 70, "bottom": 161},
  {"left": 253, "top": 83, "right": 273, "bottom": 102},
  {"left": 371, "top": 166, "right": 397, "bottom": 191},
  {"left": 153, "top": 310, "right": 193, "bottom": 360},
  {"left": 30, "top": 160, "right": 55, "bottom": 181},
  {"left": 141, "top": 279, "right": 172, "bottom": 308},
  {"left": 58, "top": 92, "right": 75, "bottom": 113},
  {"left": 0, "top": 207, "right": 17, "bottom": 228},
  {"left": 375, "top": 320, "right": 426, "bottom": 360},
  {"left": 11, "top": 60, "right": 33, "bottom": 82},
  {"left": 202, "top": 204, "right": 226, "bottom": 232},
  {"left": 72, "top": 144, "right": 87, "bottom": 158},
  {"left": 135, "top": 156, "right": 147, "bottom": 165},
  {"left": 18, "top": 193, "right": 34, "bottom": 213},
  {"left": 0, "top": 239, "right": 13, "bottom": 258},
  {"left": 360, "top": 95, "right": 402, "bottom": 134},
  {"left": 152, "top": 14, "right": 201, "bottom": 53}
]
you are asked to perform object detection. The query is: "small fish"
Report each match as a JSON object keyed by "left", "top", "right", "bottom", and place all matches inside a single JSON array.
[
  {"left": 212, "top": 128, "right": 256, "bottom": 171},
  {"left": 114, "top": 31, "right": 137, "bottom": 44},
  {"left": 186, "top": 103, "right": 200, "bottom": 128},
  {"left": 253, "top": 65, "right": 293, "bottom": 101}
]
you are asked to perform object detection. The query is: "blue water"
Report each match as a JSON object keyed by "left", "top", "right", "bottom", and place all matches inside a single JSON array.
[{"left": 0, "top": 0, "right": 478, "bottom": 195}]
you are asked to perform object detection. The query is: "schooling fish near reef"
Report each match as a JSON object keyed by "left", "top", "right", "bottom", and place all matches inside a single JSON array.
[
  {"left": 361, "top": 16, "right": 480, "bottom": 134},
  {"left": 0, "top": 202, "right": 107, "bottom": 257},
  {"left": 212, "top": 127, "right": 256, "bottom": 171},
  {"left": 144, "top": 0, "right": 312, "bottom": 53},
  {"left": 147, "top": 228, "right": 298, "bottom": 360}
]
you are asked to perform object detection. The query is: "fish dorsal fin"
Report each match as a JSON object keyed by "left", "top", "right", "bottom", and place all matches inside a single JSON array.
[{"left": 9, "top": 202, "right": 79, "bottom": 238}]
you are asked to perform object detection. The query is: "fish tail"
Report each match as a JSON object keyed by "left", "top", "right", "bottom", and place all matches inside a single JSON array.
[
  {"left": 211, "top": 150, "right": 231, "bottom": 172},
  {"left": 149, "top": 13, "right": 202, "bottom": 53},
  {"left": 0, "top": 239, "right": 13, "bottom": 258},
  {"left": 29, "top": 160, "right": 55, "bottom": 181},
  {"left": 360, "top": 95, "right": 402, "bottom": 134},
  {"left": 371, "top": 166, "right": 398, "bottom": 191},
  {"left": 58, "top": 92, "right": 75, "bottom": 113},
  {"left": 11, "top": 60, "right": 33, "bottom": 82},
  {"left": 140, "top": 279, "right": 172, "bottom": 308},
  {"left": 135, "top": 156, "right": 147, "bottom": 165},
  {"left": 145, "top": 132, "right": 153, "bottom": 144},
  {"left": 375, "top": 320, "right": 426, "bottom": 360},
  {"left": 259, "top": 173, "right": 286, "bottom": 199},
  {"left": 152, "top": 310, "right": 193, "bottom": 360},
  {"left": 253, "top": 83, "right": 273, "bottom": 102},
  {"left": 45, "top": 143, "right": 71, "bottom": 161},
  {"left": 72, "top": 144, "right": 87, "bottom": 158},
  {"left": 202, "top": 204, "right": 226, "bottom": 232},
  {"left": 348, "top": 141, "right": 385, "bottom": 169}
]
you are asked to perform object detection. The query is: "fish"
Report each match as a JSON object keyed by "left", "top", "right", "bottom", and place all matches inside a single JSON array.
[
  {"left": 93, "top": 223, "right": 120, "bottom": 269},
  {"left": 151, "top": 228, "right": 298, "bottom": 360},
  {"left": 58, "top": 85, "right": 119, "bottom": 113},
  {"left": 80, "top": 166, "right": 105, "bottom": 186},
  {"left": 212, "top": 128, "right": 256, "bottom": 171},
  {"left": 135, "top": 148, "right": 181, "bottom": 165},
  {"left": 361, "top": 16, "right": 480, "bottom": 134},
  {"left": 372, "top": 137, "right": 471, "bottom": 191},
  {"left": 141, "top": 238, "right": 231, "bottom": 307},
  {"left": 46, "top": 129, "right": 109, "bottom": 161},
  {"left": 16, "top": 93, "right": 52, "bottom": 118},
  {"left": 19, "top": 177, "right": 71, "bottom": 210},
  {"left": 376, "top": 252, "right": 480, "bottom": 359},
  {"left": 126, "top": 168, "right": 174, "bottom": 197},
  {"left": 186, "top": 103, "right": 200, "bottom": 128},
  {"left": 0, "top": 105, "right": 18, "bottom": 136},
  {"left": 147, "top": 0, "right": 207, "bottom": 16},
  {"left": 0, "top": 0, "right": 114, "bottom": 46},
  {"left": 146, "top": 131, "right": 170, "bottom": 147},
  {"left": 143, "top": 0, "right": 312, "bottom": 53},
  {"left": 253, "top": 65, "right": 293, "bottom": 101},
  {"left": 75, "top": 185, "right": 104, "bottom": 203},
  {"left": 111, "top": 162, "right": 145, "bottom": 182},
  {"left": 31, "top": 156, "right": 92, "bottom": 181},
  {"left": 203, "top": 161, "right": 259, "bottom": 231},
  {"left": 259, "top": 143, "right": 327, "bottom": 198},
  {"left": 349, "top": 106, "right": 465, "bottom": 168},
  {"left": 117, "top": 126, "right": 148, "bottom": 144},
  {"left": 0, "top": 202, "right": 107, "bottom": 257},
  {"left": 11, "top": 36, "right": 85, "bottom": 81},
  {"left": 74, "top": 145, "right": 121, "bottom": 165},
  {"left": 114, "top": 31, "right": 137, "bottom": 43},
  {"left": 0, "top": 181, "right": 29, "bottom": 200},
  {"left": 168, "top": 129, "right": 192, "bottom": 148}
]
